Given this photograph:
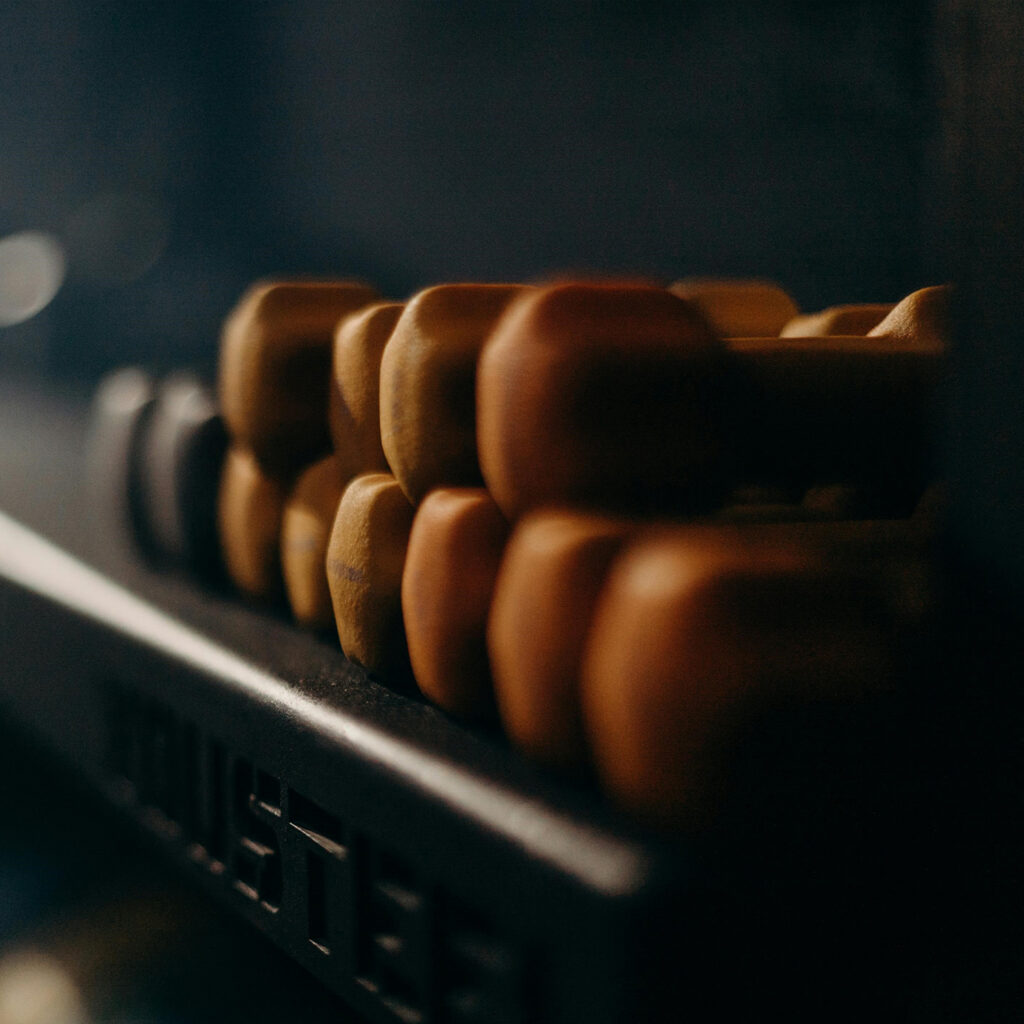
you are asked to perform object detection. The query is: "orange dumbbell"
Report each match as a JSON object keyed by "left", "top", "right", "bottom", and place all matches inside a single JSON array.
[
  {"left": 478, "top": 281, "right": 730, "bottom": 520},
  {"left": 866, "top": 285, "right": 951, "bottom": 348},
  {"left": 781, "top": 303, "right": 894, "bottom": 337},
  {"left": 737, "top": 287, "right": 950, "bottom": 492},
  {"left": 280, "top": 454, "right": 346, "bottom": 630},
  {"left": 325, "top": 472, "right": 415, "bottom": 680},
  {"left": 401, "top": 488, "right": 510, "bottom": 719},
  {"left": 379, "top": 283, "right": 528, "bottom": 504},
  {"left": 218, "top": 446, "right": 288, "bottom": 601},
  {"left": 727, "top": 332, "right": 941, "bottom": 508},
  {"left": 581, "top": 521, "right": 928, "bottom": 830},
  {"left": 138, "top": 373, "right": 227, "bottom": 581},
  {"left": 668, "top": 278, "right": 799, "bottom": 336},
  {"left": 219, "top": 280, "right": 378, "bottom": 476},
  {"left": 488, "top": 510, "right": 632, "bottom": 770},
  {"left": 329, "top": 301, "right": 404, "bottom": 481},
  {"left": 479, "top": 282, "right": 944, "bottom": 521}
]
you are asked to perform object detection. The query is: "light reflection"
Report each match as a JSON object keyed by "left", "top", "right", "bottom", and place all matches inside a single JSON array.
[
  {"left": 0, "top": 951, "right": 87, "bottom": 1024},
  {"left": 0, "top": 232, "right": 66, "bottom": 328}
]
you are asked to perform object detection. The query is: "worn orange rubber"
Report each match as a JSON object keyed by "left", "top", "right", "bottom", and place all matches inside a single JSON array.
[
  {"left": 867, "top": 285, "right": 952, "bottom": 348},
  {"left": 488, "top": 511, "right": 632, "bottom": 770},
  {"left": 326, "top": 472, "right": 415, "bottom": 679},
  {"left": 727, "top": 332, "right": 942, "bottom": 509},
  {"left": 281, "top": 454, "right": 345, "bottom": 629},
  {"left": 780, "top": 303, "right": 894, "bottom": 337},
  {"left": 328, "top": 302, "right": 404, "bottom": 481},
  {"left": 219, "top": 280, "right": 378, "bottom": 475},
  {"left": 218, "top": 446, "right": 288, "bottom": 601},
  {"left": 379, "top": 283, "right": 528, "bottom": 504},
  {"left": 668, "top": 278, "right": 799, "bottom": 336},
  {"left": 581, "top": 524, "right": 900, "bottom": 830},
  {"left": 477, "top": 282, "right": 729, "bottom": 520},
  {"left": 402, "top": 488, "right": 510, "bottom": 719}
]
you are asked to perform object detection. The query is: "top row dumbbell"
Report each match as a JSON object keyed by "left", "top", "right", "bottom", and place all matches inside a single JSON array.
[{"left": 219, "top": 277, "right": 945, "bottom": 526}]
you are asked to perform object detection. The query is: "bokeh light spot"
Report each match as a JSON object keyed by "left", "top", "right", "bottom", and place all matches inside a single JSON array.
[
  {"left": 0, "top": 951, "right": 87, "bottom": 1024},
  {"left": 0, "top": 232, "right": 66, "bottom": 327}
]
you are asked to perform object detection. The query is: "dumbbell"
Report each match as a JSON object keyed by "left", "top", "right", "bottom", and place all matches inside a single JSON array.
[
  {"left": 488, "top": 510, "right": 632, "bottom": 770},
  {"left": 325, "top": 472, "right": 415, "bottom": 680},
  {"left": 866, "top": 284, "right": 950, "bottom": 348},
  {"left": 580, "top": 521, "right": 929, "bottom": 829},
  {"left": 280, "top": 454, "right": 345, "bottom": 629},
  {"left": 795, "top": 288, "right": 950, "bottom": 515},
  {"left": 478, "top": 282, "right": 737, "bottom": 519},
  {"left": 219, "top": 279, "right": 378, "bottom": 476},
  {"left": 727, "top": 333, "right": 940, "bottom": 511},
  {"left": 217, "top": 279, "right": 378, "bottom": 599},
  {"left": 338, "top": 285, "right": 524, "bottom": 691},
  {"left": 88, "top": 368, "right": 228, "bottom": 581},
  {"left": 138, "top": 373, "right": 227, "bottom": 581},
  {"left": 477, "top": 282, "right": 945, "bottom": 521},
  {"left": 668, "top": 278, "right": 799, "bottom": 336},
  {"left": 329, "top": 301, "right": 405, "bottom": 481},
  {"left": 217, "top": 447, "right": 288, "bottom": 602},
  {"left": 781, "top": 303, "right": 894, "bottom": 337},
  {"left": 266, "top": 298, "right": 402, "bottom": 626},
  {"left": 86, "top": 367, "right": 158, "bottom": 564},
  {"left": 379, "top": 283, "right": 529, "bottom": 504},
  {"left": 401, "top": 488, "right": 510, "bottom": 719}
]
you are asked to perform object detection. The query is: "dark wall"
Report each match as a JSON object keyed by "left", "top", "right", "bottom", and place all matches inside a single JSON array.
[
  {"left": 941, "top": 0, "right": 1024, "bottom": 603},
  {"left": 0, "top": 1, "right": 934, "bottom": 377}
]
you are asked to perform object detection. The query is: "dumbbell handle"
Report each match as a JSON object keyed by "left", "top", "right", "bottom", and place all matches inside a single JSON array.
[{"left": 724, "top": 336, "right": 942, "bottom": 505}]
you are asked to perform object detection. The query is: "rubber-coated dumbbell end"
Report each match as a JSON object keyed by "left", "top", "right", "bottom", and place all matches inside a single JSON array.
[
  {"left": 281, "top": 454, "right": 346, "bottom": 631},
  {"left": 219, "top": 280, "right": 379, "bottom": 476},
  {"left": 328, "top": 302, "right": 404, "bottom": 481},
  {"left": 402, "top": 487, "right": 510, "bottom": 719},
  {"left": 86, "top": 367, "right": 159, "bottom": 565},
  {"left": 488, "top": 510, "right": 633, "bottom": 770},
  {"left": 139, "top": 372, "right": 227, "bottom": 582},
  {"left": 581, "top": 525, "right": 903, "bottom": 831},
  {"left": 218, "top": 446, "right": 289, "bottom": 602},
  {"left": 477, "top": 282, "right": 732, "bottom": 520},
  {"left": 379, "top": 283, "right": 529, "bottom": 504},
  {"left": 326, "top": 472, "right": 416, "bottom": 684},
  {"left": 668, "top": 279, "right": 799, "bottom": 337}
]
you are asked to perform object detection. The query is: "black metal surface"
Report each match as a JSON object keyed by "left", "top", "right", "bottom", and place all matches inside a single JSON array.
[
  {"left": 1, "top": 3, "right": 1021, "bottom": 1019},
  {"left": 1, "top": 374, "right": 958, "bottom": 1022},
  {"left": 0, "top": 375, "right": 692, "bottom": 1024}
]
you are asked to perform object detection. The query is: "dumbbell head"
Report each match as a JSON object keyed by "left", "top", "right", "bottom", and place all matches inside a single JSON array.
[
  {"left": 867, "top": 285, "right": 951, "bottom": 348},
  {"left": 219, "top": 280, "right": 378, "bottom": 476},
  {"left": 668, "top": 278, "right": 799, "bottom": 337},
  {"left": 218, "top": 446, "right": 288, "bottom": 601},
  {"left": 727, "top": 333, "right": 942, "bottom": 510},
  {"left": 326, "top": 472, "right": 415, "bottom": 681},
  {"left": 581, "top": 524, "right": 898, "bottom": 829},
  {"left": 402, "top": 487, "right": 510, "bottom": 719},
  {"left": 477, "top": 281, "right": 730, "bottom": 520},
  {"left": 741, "top": 289, "right": 947, "bottom": 512},
  {"left": 379, "top": 283, "right": 528, "bottom": 504},
  {"left": 488, "top": 510, "right": 632, "bottom": 770},
  {"left": 328, "top": 301, "right": 405, "bottom": 481},
  {"left": 780, "top": 303, "right": 894, "bottom": 338},
  {"left": 139, "top": 372, "right": 227, "bottom": 581},
  {"left": 281, "top": 454, "right": 345, "bottom": 630},
  {"left": 86, "top": 367, "right": 158, "bottom": 565}
]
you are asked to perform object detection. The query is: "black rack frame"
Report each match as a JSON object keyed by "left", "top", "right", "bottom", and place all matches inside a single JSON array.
[{"left": 0, "top": 382, "right": 692, "bottom": 1024}]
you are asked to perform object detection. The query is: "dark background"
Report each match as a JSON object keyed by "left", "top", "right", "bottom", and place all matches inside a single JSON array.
[
  {"left": 1, "top": 3, "right": 1023, "bottom": 1017},
  {"left": 0, "top": 1, "right": 937, "bottom": 378}
]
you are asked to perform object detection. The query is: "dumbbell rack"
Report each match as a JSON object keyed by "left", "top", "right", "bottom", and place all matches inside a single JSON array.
[{"left": 0, "top": 375, "right": 927, "bottom": 1022}]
